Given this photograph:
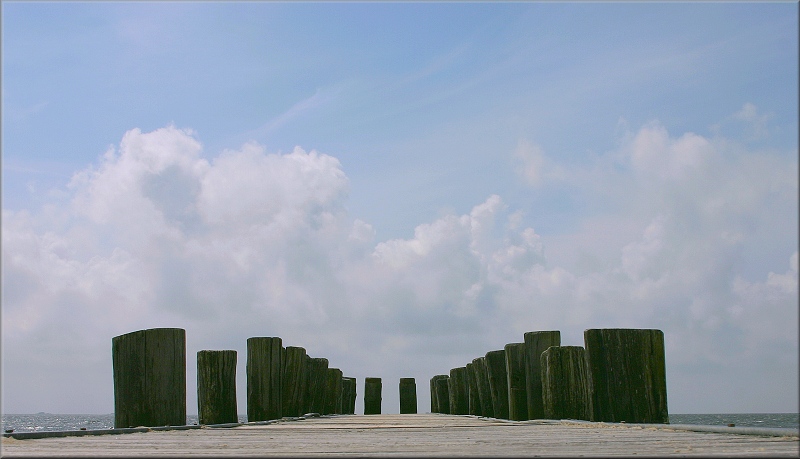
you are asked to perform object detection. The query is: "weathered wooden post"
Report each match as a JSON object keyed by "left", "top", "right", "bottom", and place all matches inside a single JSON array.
[
  {"left": 304, "top": 357, "right": 328, "bottom": 415},
  {"left": 435, "top": 376, "right": 451, "bottom": 414},
  {"left": 584, "top": 328, "right": 669, "bottom": 423},
  {"left": 524, "top": 331, "right": 561, "bottom": 420},
  {"left": 485, "top": 350, "right": 509, "bottom": 419},
  {"left": 430, "top": 377, "right": 437, "bottom": 413},
  {"left": 342, "top": 377, "right": 357, "bottom": 414},
  {"left": 364, "top": 377, "right": 382, "bottom": 415},
  {"left": 246, "top": 337, "right": 283, "bottom": 421},
  {"left": 505, "top": 342, "right": 528, "bottom": 421},
  {"left": 540, "top": 346, "right": 592, "bottom": 420},
  {"left": 466, "top": 362, "right": 481, "bottom": 416},
  {"left": 113, "top": 328, "right": 186, "bottom": 428},
  {"left": 399, "top": 378, "right": 417, "bottom": 414},
  {"left": 335, "top": 371, "right": 345, "bottom": 415},
  {"left": 448, "top": 367, "right": 469, "bottom": 415},
  {"left": 430, "top": 375, "right": 448, "bottom": 413},
  {"left": 197, "top": 350, "right": 237, "bottom": 425},
  {"left": 281, "top": 346, "right": 307, "bottom": 417},
  {"left": 472, "top": 357, "right": 494, "bottom": 418},
  {"left": 324, "top": 368, "right": 344, "bottom": 414}
]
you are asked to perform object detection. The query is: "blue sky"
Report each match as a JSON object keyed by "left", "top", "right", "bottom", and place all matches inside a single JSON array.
[{"left": 2, "top": 2, "right": 798, "bottom": 416}]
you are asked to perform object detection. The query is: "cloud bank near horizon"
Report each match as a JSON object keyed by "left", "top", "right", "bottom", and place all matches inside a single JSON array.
[{"left": 2, "top": 109, "right": 797, "bottom": 414}]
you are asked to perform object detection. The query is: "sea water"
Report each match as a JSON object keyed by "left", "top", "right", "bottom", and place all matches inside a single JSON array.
[
  {"left": 1, "top": 413, "right": 246, "bottom": 433},
  {"left": 2, "top": 413, "right": 798, "bottom": 433},
  {"left": 668, "top": 413, "right": 799, "bottom": 429}
]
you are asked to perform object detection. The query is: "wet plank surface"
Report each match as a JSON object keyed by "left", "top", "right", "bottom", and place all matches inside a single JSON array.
[{"left": 2, "top": 414, "right": 798, "bottom": 457}]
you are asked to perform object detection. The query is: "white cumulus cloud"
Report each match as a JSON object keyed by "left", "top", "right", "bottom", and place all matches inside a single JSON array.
[{"left": 2, "top": 119, "right": 796, "bottom": 415}]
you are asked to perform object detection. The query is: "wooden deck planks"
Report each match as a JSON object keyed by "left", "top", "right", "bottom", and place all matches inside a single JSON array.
[{"left": 2, "top": 414, "right": 798, "bottom": 457}]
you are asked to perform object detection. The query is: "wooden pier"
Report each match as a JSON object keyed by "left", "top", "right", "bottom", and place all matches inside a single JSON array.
[{"left": 3, "top": 414, "right": 798, "bottom": 457}]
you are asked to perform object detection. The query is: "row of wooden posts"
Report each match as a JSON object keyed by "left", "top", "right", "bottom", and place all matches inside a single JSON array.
[
  {"left": 430, "top": 329, "right": 669, "bottom": 423},
  {"left": 112, "top": 328, "right": 404, "bottom": 428},
  {"left": 112, "top": 327, "right": 667, "bottom": 429}
]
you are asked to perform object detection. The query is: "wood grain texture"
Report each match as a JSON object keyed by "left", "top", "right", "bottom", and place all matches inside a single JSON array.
[
  {"left": 448, "top": 367, "right": 469, "bottom": 415},
  {"left": 504, "top": 342, "right": 528, "bottom": 421},
  {"left": 112, "top": 328, "right": 186, "bottom": 428},
  {"left": 471, "top": 357, "right": 493, "bottom": 418},
  {"left": 324, "top": 368, "right": 343, "bottom": 415},
  {"left": 342, "top": 377, "right": 357, "bottom": 415},
  {"left": 399, "top": 378, "right": 417, "bottom": 414},
  {"left": 281, "top": 347, "right": 307, "bottom": 417},
  {"left": 524, "top": 330, "right": 561, "bottom": 420},
  {"left": 246, "top": 337, "right": 283, "bottom": 422},
  {"left": 197, "top": 350, "right": 238, "bottom": 425},
  {"left": 304, "top": 357, "right": 328, "bottom": 415},
  {"left": 364, "top": 377, "right": 382, "bottom": 415},
  {"left": 584, "top": 328, "right": 669, "bottom": 423},
  {"left": 3, "top": 415, "right": 796, "bottom": 457},
  {"left": 485, "top": 350, "right": 509, "bottom": 420},
  {"left": 429, "top": 375, "right": 448, "bottom": 414},
  {"left": 465, "top": 363, "right": 481, "bottom": 417},
  {"left": 435, "top": 376, "right": 450, "bottom": 414},
  {"left": 540, "top": 346, "right": 591, "bottom": 421}
]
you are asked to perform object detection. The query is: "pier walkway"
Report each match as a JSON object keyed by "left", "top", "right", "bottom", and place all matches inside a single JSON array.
[{"left": 2, "top": 414, "right": 798, "bottom": 457}]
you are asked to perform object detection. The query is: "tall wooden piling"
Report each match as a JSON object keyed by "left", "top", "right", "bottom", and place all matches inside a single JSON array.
[
  {"left": 197, "top": 350, "right": 237, "bottom": 425},
  {"left": 472, "top": 357, "right": 494, "bottom": 418},
  {"left": 246, "top": 337, "right": 283, "bottom": 421},
  {"left": 584, "top": 328, "right": 669, "bottom": 423},
  {"left": 448, "top": 367, "right": 469, "bottom": 415},
  {"left": 342, "top": 377, "right": 357, "bottom": 414},
  {"left": 281, "top": 346, "right": 308, "bottom": 417},
  {"left": 112, "top": 328, "right": 186, "bottom": 428},
  {"left": 466, "top": 362, "right": 481, "bottom": 416},
  {"left": 505, "top": 342, "right": 528, "bottom": 421},
  {"left": 325, "top": 368, "right": 344, "bottom": 415},
  {"left": 524, "top": 330, "right": 561, "bottom": 420},
  {"left": 540, "top": 346, "right": 592, "bottom": 421},
  {"left": 485, "top": 350, "right": 509, "bottom": 419},
  {"left": 364, "top": 377, "right": 382, "bottom": 415},
  {"left": 435, "top": 376, "right": 451, "bottom": 414},
  {"left": 399, "top": 378, "right": 417, "bottom": 414},
  {"left": 304, "top": 357, "right": 328, "bottom": 414}
]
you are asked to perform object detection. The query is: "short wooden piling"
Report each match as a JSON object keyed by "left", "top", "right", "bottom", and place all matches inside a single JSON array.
[
  {"left": 304, "top": 357, "right": 328, "bottom": 415},
  {"left": 246, "top": 337, "right": 283, "bottom": 422},
  {"left": 435, "top": 376, "right": 451, "bottom": 414},
  {"left": 325, "top": 368, "right": 344, "bottom": 415},
  {"left": 429, "top": 377, "right": 436, "bottom": 413},
  {"left": 281, "top": 346, "right": 307, "bottom": 417},
  {"left": 584, "top": 328, "right": 669, "bottom": 423},
  {"left": 524, "top": 331, "right": 561, "bottom": 420},
  {"left": 485, "top": 350, "right": 509, "bottom": 419},
  {"left": 505, "top": 342, "right": 528, "bottom": 421},
  {"left": 430, "top": 375, "right": 448, "bottom": 413},
  {"left": 399, "top": 378, "right": 417, "bottom": 414},
  {"left": 197, "top": 350, "right": 237, "bottom": 425},
  {"left": 364, "top": 377, "right": 382, "bottom": 415},
  {"left": 448, "top": 367, "right": 469, "bottom": 415},
  {"left": 472, "top": 357, "right": 494, "bottom": 418},
  {"left": 342, "top": 377, "right": 357, "bottom": 414},
  {"left": 540, "top": 346, "right": 592, "bottom": 421},
  {"left": 466, "top": 362, "right": 481, "bottom": 416},
  {"left": 112, "top": 328, "right": 186, "bottom": 428}
]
